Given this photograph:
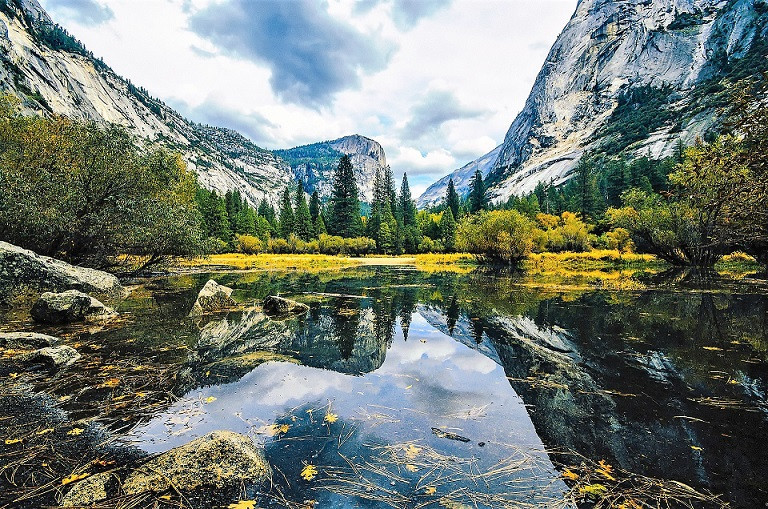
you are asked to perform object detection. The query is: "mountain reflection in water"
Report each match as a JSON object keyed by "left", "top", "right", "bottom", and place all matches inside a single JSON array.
[{"left": 118, "top": 267, "right": 767, "bottom": 507}]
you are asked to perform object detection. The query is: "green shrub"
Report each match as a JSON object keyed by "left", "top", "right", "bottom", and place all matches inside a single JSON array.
[{"left": 456, "top": 210, "right": 536, "bottom": 264}]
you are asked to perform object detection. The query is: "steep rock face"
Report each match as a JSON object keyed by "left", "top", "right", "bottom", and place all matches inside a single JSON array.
[
  {"left": 423, "top": 0, "right": 768, "bottom": 205},
  {"left": 0, "top": 0, "right": 293, "bottom": 205},
  {"left": 277, "top": 135, "right": 388, "bottom": 202},
  {"left": 416, "top": 145, "right": 501, "bottom": 209}
]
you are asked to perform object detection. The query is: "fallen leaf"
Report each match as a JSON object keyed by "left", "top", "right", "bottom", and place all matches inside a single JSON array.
[
  {"left": 405, "top": 464, "right": 418, "bottom": 472},
  {"left": 703, "top": 346, "right": 723, "bottom": 351},
  {"left": 99, "top": 378, "right": 120, "bottom": 389},
  {"left": 67, "top": 428, "right": 85, "bottom": 436},
  {"left": 424, "top": 486, "right": 437, "bottom": 495},
  {"left": 405, "top": 385, "right": 413, "bottom": 390},
  {"left": 228, "top": 502, "right": 255, "bottom": 509},
  {"left": 580, "top": 483, "right": 608, "bottom": 498},
  {"left": 562, "top": 469, "right": 579, "bottom": 480},
  {"left": 62, "top": 473, "right": 90, "bottom": 485},
  {"left": 204, "top": 396, "right": 217, "bottom": 404},
  {"left": 324, "top": 412, "right": 338, "bottom": 424},
  {"left": 159, "top": 495, "right": 172, "bottom": 501},
  {"left": 301, "top": 464, "right": 318, "bottom": 481},
  {"left": 5, "top": 438, "right": 22, "bottom": 445},
  {"left": 596, "top": 459, "right": 615, "bottom": 481},
  {"left": 691, "top": 445, "right": 703, "bottom": 451},
  {"left": 405, "top": 444, "right": 421, "bottom": 459},
  {"left": 36, "top": 428, "right": 54, "bottom": 436}
]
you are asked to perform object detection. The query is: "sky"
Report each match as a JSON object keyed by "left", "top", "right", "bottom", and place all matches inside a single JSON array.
[{"left": 38, "top": 0, "right": 577, "bottom": 197}]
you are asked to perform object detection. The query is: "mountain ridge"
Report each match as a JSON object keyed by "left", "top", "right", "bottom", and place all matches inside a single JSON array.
[{"left": 419, "top": 0, "right": 768, "bottom": 207}]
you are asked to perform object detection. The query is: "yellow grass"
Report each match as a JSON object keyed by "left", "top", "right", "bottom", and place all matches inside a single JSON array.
[{"left": 176, "top": 252, "right": 479, "bottom": 272}]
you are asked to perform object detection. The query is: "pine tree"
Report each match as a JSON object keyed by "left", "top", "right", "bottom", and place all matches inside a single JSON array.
[
  {"left": 278, "top": 186, "right": 294, "bottom": 239},
  {"left": 309, "top": 190, "right": 321, "bottom": 223},
  {"left": 367, "top": 167, "right": 384, "bottom": 245},
  {"left": 314, "top": 213, "right": 327, "bottom": 236},
  {"left": 445, "top": 178, "right": 460, "bottom": 220},
  {"left": 257, "top": 198, "right": 275, "bottom": 223},
  {"left": 294, "top": 181, "right": 313, "bottom": 240},
  {"left": 574, "top": 158, "right": 601, "bottom": 221},
  {"left": 439, "top": 208, "right": 456, "bottom": 252},
  {"left": 329, "top": 155, "right": 363, "bottom": 238},
  {"left": 400, "top": 173, "right": 419, "bottom": 254},
  {"left": 468, "top": 169, "right": 487, "bottom": 214},
  {"left": 195, "top": 188, "right": 230, "bottom": 241}
]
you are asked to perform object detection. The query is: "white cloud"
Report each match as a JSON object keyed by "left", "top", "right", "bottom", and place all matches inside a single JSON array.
[{"left": 38, "top": 0, "right": 577, "bottom": 193}]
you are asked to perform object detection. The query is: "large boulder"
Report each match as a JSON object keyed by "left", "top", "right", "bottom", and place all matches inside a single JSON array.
[
  {"left": 122, "top": 431, "right": 271, "bottom": 495},
  {"left": 0, "top": 241, "right": 123, "bottom": 303},
  {"left": 188, "top": 280, "right": 236, "bottom": 317},
  {"left": 21, "top": 345, "right": 81, "bottom": 368},
  {"left": 30, "top": 290, "right": 116, "bottom": 324},
  {"left": 0, "top": 332, "right": 60, "bottom": 349},
  {"left": 60, "top": 472, "right": 113, "bottom": 507},
  {"left": 263, "top": 295, "right": 309, "bottom": 316}
]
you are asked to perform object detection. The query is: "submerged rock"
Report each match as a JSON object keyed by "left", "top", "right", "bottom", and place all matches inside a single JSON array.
[
  {"left": 21, "top": 345, "right": 81, "bottom": 368},
  {"left": 188, "top": 280, "right": 236, "bottom": 317},
  {"left": 60, "top": 472, "right": 112, "bottom": 507},
  {"left": 263, "top": 295, "right": 309, "bottom": 316},
  {"left": 122, "top": 430, "right": 271, "bottom": 494},
  {"left": 0, "top": 332, "right": 60, "bottom": 349},
  {"left": 30, "top": 290, "right": 116, "bottom": 324},
  {"left": 0, "top": 241, "right": 123, "bottom": 303}
]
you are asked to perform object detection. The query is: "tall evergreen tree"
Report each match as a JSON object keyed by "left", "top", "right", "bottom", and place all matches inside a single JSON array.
[
  {"left": 294, "top": 181, "right": 313, "bottom": 240},
  {"left": 257, "top": 198, "right": 275, "bottom": 223},
  {"left": 309, "top": 190, "right": 321, "bottom": 223},
  {"left": 468, "top": 169, "right": 487, "bottom": 214},
  {"left": 439, "top": 208, "right": 456, "bottom": 252},
  {"left": 195, "top": 188, "right": 230, "bottom": 241},
  {"left": 445, "top": 178, "right": 460, "bottom": 220},
  {"left": 329, "top": 155, "right": 362, "bottom": 238},
  {"left": 278, "top": 186, "right": 294, "bottom": 239},
  {"left": 573, "top": 158, "right": 601, "bottom": 220},
  {"left": 400, "top": 173, "right": 419, "bottom": 254}
]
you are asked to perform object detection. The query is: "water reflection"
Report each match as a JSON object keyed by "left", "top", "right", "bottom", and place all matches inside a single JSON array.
[{"left": 80, "top": 268, "right": 768, "bottom": 506}]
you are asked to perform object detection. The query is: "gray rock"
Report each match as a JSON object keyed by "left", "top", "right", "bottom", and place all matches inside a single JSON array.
[
  {"left": 188, "top": 280, "right": 236, "bottom": 317},
  {"left": 122, "top": 431, "right": 271, "bottom": 494},
  {"left": 263, "top": 295, "right": 309, "bottom": 316},
  {"left": 21, "top": 345, "right": 81, "bottom": 368},
  {"left": 30, "top": 290, "right": 115, "bottom": 324},
  {"left": 0, "top": 241, "right": 123, "bottom": 303},
  {"left": 60, "top": 472, "right": 112, "bottom": 507},
  {"left": 0, "top": 332, "right": 60, "bottom": 349}
]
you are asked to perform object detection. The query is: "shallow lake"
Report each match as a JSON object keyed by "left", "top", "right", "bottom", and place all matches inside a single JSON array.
[{"left": 3, "top": 265, "right": 768, "bottom": 507}]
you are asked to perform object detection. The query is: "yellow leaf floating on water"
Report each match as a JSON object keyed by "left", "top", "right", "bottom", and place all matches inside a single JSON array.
[
  {"left": 67, "top": 428, "right": 84, "bottom": 436},
  {"left": 99, "top": 378, "right": 120, "bottom": 389},
  {"left": 562, "top": 469, "right": 579, "bottom": 480},
  {"left": 405, "top": 464, "right": 418, "bottom": 472},
  {"left": 36, "top": 428, "right": 54, "bottom": 436},
  {"left": 159, "top": 495, "right": 172, "bottom": 501},
  {"left": 323, "top": 412, "right": 338, "bottom": 424},
  {"left": 301, "top": 464, "right": 318, "bottom": 481},
  {"left": 405, "top": 444, "right": 421, "bottom": 459},
  {"left": 5, "top": 438, "right": 22, "bottom": 445},
  {"left": 579, "top": 483, "right": 608, "bottom": 498},
  {"left": 227, "top": 501, "right": 255, "bottom": 509},
  {"left": 204, "top": 396, "right": 217, "bottom": 404},
  {"left": 691, "top": 445, "right": 703, "bottom": 451},
  {"left": 424, "top": 486, "right": 437, "bottom": 495},
  {"left": 703, "top": 346, "right": 723, "bottom": 351},
  {"left": 62, "top": 473, "right": 90, "bottom": 486},
  {"left": 596, "top": 459, "right": 615, "bottom": 481}
]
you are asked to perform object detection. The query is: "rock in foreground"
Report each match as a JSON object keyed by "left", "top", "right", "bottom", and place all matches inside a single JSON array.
[
  {"left": 30, "top": 290, "right": 116, "bottom": 324},
  {"left": 21, "top": 345, "right": 81, "bottom": 369},
  {"left": 60, "top": 472, "right": 112, "bottom": 507},
  {"left": 263, "top": 295, "right": 309, "bottom": 316},
  {"left": 0, "top": 332, "right": 60, "bottom": 349},
  {"left": 122, "top": 431, "right": 271, "bottom": 494},
  {"left": 188, "top": 280, "right": 236, "bottom": 317},
  {"left": 0, "top": 241, "right": 123, "bottom": 303}
]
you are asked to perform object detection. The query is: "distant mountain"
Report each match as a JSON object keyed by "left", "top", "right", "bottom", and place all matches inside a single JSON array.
[
  {"left": 276, "top": 135, "right": 387, "bottom": 203},
  {"left": 0, "top": 0, "right": 292, "bottom": 205},
  {"left": 420, "top": 0, "right": 768, "bottom": 206},
  {"left": 416, "top": 145, "right": 501, "bottom": 209}
]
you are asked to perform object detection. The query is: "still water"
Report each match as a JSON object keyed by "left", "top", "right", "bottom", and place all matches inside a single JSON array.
[{"left": 11, "top": 266, "right": 768, "bottom": 507}]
